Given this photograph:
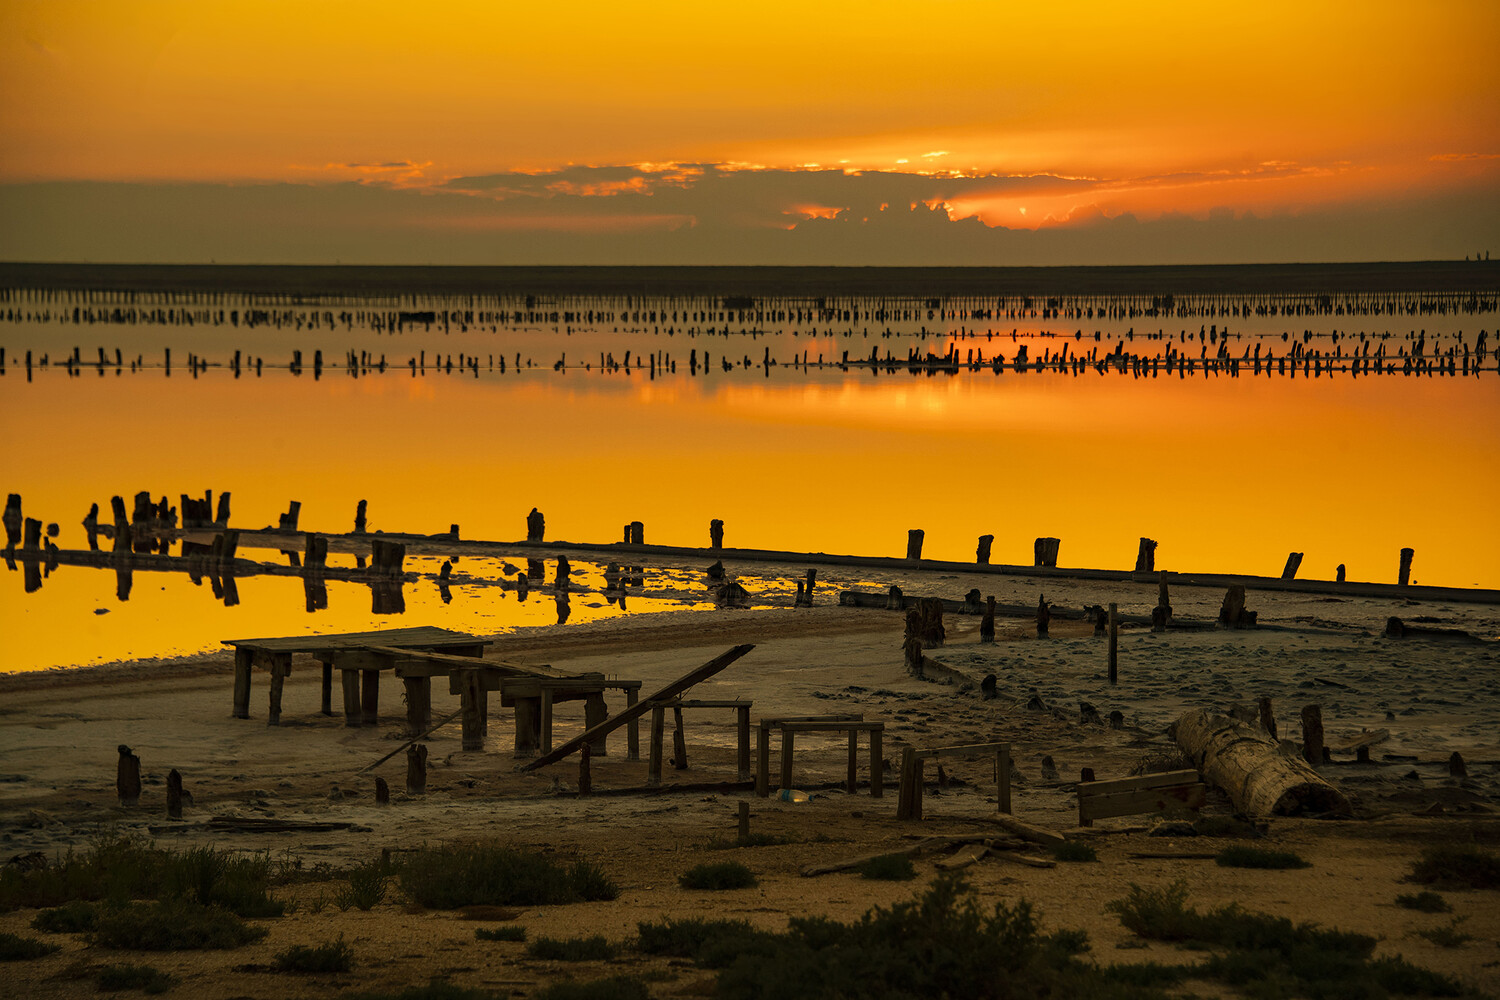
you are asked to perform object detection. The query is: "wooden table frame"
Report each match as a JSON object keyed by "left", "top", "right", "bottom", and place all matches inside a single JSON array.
[
  {"left": 754, "top": 715, "right": 883, "bottom": 798},
  {"left": 896, "top": 742, "right": 1012, "bottom": 821},
  {"left": 645, "top": 698, "right": 754, "bottom": 785}
]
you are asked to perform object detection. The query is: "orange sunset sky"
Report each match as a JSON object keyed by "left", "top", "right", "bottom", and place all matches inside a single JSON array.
[{"left": 1, "top": 0, "right": 1496, "bottom": 265}]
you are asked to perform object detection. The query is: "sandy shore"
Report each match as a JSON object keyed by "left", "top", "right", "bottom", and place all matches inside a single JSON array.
[{"left": 1, "top": 588, "right": 1497, "bottom": 998}]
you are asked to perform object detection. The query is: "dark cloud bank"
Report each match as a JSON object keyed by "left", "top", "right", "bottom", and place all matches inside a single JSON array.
[{"left": 2, "top": 165, "right": 1494, "bottom": 265}]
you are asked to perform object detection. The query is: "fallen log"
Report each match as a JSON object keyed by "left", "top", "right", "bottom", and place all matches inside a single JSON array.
[{"left": 1171, "top": 709, "right": 1351, "bottom": 817}]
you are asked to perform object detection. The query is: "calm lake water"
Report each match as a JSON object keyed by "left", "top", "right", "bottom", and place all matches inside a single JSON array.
[{"left": 2, "top": 272, "right": 1497, "bottom": 671}]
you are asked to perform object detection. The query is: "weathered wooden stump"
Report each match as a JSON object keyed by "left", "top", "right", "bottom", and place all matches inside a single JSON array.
[
  {"left": 976, "top": 534, "right": 994, "bottom": 565},
  {"left": 979, "top": 596, "right": 995, "bottom": 643},
  {"left": 1258, "top": 697, "right": 1278, "bottom": 739},
  {"left": 1218, "top": 585, "right": 1256, "bottom": 628},
  {"left": 1449, "top": 751, "right": 1467, "bottom": 777},
  {"left": 672, "top": 706, "right": 688, "bottom": 770},
  {"left": 1280, "top": 552, "right": 1303, "bottom": 580},
  {"left": 406, "top": 743, "right": 427, "bottom": 795},
  {"left": 1034, "top": 536, "right": 1061, "bottom": 567},
  {"left": 1398, "top": 547, "right": 1414, "bottom": 586},
  {"left": 1134, "top": 537, "right": 1157, "bottom": 573},
  {"left": 527, "top": 507, "right": 545, "bottom": 542},
  {"left": 1336, "top": 563, "right": 1346, "bottom": 583},
  {"left": 1108, "top": 711, "right": 1124, "bottom": 730},
  {"left": 885, "top": 584, "right": 903, "bottom": 610},
  {"left": 117, "top": 745, "right": 141, "bottom": 807},
  {"left": 630, "top": 521, "right": 644, "bottom": 545},
  {"left": 215, "top": 492, "right": 232, "bottom": 526},
  {"left": 710, "top": 519, "right": 724, "bottom": 550},
  {"left": 1036, "top": 593, "right": 1051, "bottom": 638},
  {"left": 1301, "top": 705, "right": 1324, "bottom": 768},
  {"left": 908, "top": 597, "right": 945, "bottom": 647},
  {"left": 803, "top": 569, "right": 816, "bottom": 606},
  {"left": 375, "top": 776, "right": 390, "bottom": 805},
  {"left": 354, "top": 499, "right": 368, "bottom": 534},
  {"left": 278, "top": 500, "right": 301, "bottom": 531},
  {"left": 82, "top": 502, "right": 100, "bottom": 551},
  {"left": 2, "top": 494, "right": 21, "bottom": 549},
  {"left": 906, "top": 529, "right": 924, "bottom": 561},
  {"left": 166, "top": 768, "right": 183, "bottom": 819},
  {"left": 1107, "top": 603, "right": 1119, "bottom": 683}
]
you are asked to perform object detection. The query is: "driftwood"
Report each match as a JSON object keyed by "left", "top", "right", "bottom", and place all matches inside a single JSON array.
[
  {"left": 983, "top": 813, "right": 1068, "bottom": 846},
  {"left": 801, "top": 834, "right": 1029, "bottom": 877},
  {"left": 1171, "top": 709, "right": 1351, "bottom": 816}
]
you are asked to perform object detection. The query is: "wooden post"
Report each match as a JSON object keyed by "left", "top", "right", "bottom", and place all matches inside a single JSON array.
[
  {"left": 166, "top": 768, "right": 183, "bottom": 819},
  {"left": 513, "top": 696, "right": 539, "bottom": 756},
  {"left": 710, "top": 519, "right": 724, "bottom": 550},
  {"left": 870, "top": 727, "right": 883, "bottom": 798},
  {"left": 1448, "top": 751, "right": 1467, "bottom": 777},
  {"left": 780, "top": 728, "right": 795, "bottom": 790},
  {"left": 1034, "top": 537, "right": 1060, "bottom": 567},
  {"left": 846, "top": 729, "right": 858, "bottom": 793},
  {"left": 980, "top": 596, "right": 995, "bottom": 643},
  {"left": 116, "top": 745, "right": 141, "bottom": 807},
  {"left": 1258, "top": 697, "right": 1277, "bottom": 739},
  {"left": 584, "top": 693, "right": 608, "bottom": 756},
  {"left": 630, "top": 520, "right": 644, "bottom": 545},
  {"left": 672, "top": 706, "right": 688, "bottom": 769},
  {"left": 540, "top": 688, "right": 554, "bottom": 753},
  {"left": 321, "top": 662, "right": 334, "bottom": 716},
  {"left": 906, "top": 529, "right": 924, "bottom": 560},
  {"left": 406, "top": 743, "right": 427, "bottom": 795},
  {"left": 626, "top": 688, "right": 640, "bottom": 760},
  {"left": 1336, "top": 564, "right": 1346, "bottom": 583},
  {"left": 578, "top": 743, "right": 592, "bottom": 795},
  {"left": 361, "top": 669, "right": 380, "bottom": 726},
  {"left": 1135, "top": 537, "right": 1157, "bottom": 573},
  {"left": 2, "top": 494, "right": 21, "bottom": 549},
  {"left": 1036, "top": 593, "right": 1050, "bottom": 638},
  {"left": 404, "top": 676, "right": 431, "bottom": 735},
  {"left": 1301, "top": 705, "right": 1324, "bottom": 768},
  {"left": 996, "top": 744, "right": 1011, "bottom": 813},
  {"left": 267, "top": 654, "right": 289, "bottom": 726},
  {"left": 354, "top": 499, "right": 368, "bottom": 533},
  {"left": 897, "top": 747, "right": 923, "bottom": 820},
  {"left": 232, "top": 648, "right": 252, "bottom": 718},
  {"left": 1108, "top": 603, "right": 1119, "bottom": 684},
  {"left": 341, "top": 670, "right": 362, "bottom": 726},
  {"left": 648, "top": 705, "right": 665, "bottom": 786},
  {"left": 375, "top": 777, "right": 390, "bottom": 805},
  {"left": 976, "top": 534, "right": 993, "bottom": 564},
  {"left": 1281, "top": 552, "right": 1303, "bottom": 580},
  {"left": 460, "top": 671, "right": 484, "bottom": 751},
  {"left": 756, "top": 724, "right": 770, "bottom": 796},
  {"left": 804, "top": 568, "right": 816, "bottom": 605},
  {"left": 737, "top": 800, "right": 750, "bottom": 841},
  {"left": 736, "top": 705, "right": 751, "bottom": 781},
  {"left": 215, "top": 492, "right": 231, "bottom": 526},
  {"left": 1398, "top": 547, "right": 1414, "bottom": 586}
]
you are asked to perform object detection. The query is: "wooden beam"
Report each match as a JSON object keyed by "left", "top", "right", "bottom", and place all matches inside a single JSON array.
[
  {"left": 1079, "top": 783, "right": 1206, "bottom": 823},
  {"left": 520, "top": 644, "right": 755, "bottom": 771}
]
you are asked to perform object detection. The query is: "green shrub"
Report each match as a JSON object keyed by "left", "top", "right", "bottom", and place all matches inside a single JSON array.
[
  {"left": 636, "top": 917, "right": 758, "bottom": 962},
  {"left": 398, "top": 844, "right": 618, "bottom": 909},
  {"left": 1395, "top": 891, "right": 1451, "bottom": 913},
  {"left": 1214, "top": 845, "right": 1310, "bottom": 869},
  {"left": 96, "top": 962, "right": 177, "bottom": 993},
  {"left": 159, "top": 846, "right": 283, "bottom": 918},
  {"left": 475, "top": 925, "right": 526, "bottom": 942},
  {"left": 346, "top": 979, "right": 499, "bottom": 1000},
  {"left": 1415, "top": 917, "right": 1473, "bottom": 949},
  {"left": 31, "top": 899, "right": 100, "bottom": 933},
  {"left": 679, "top": 861, "right": 757, "bottom": 890},
  {"left": 1051, "top": 841, "right": 1098, "bottom": 863},
  {"left": 1104, "top": 881, "right": 1201, "bottom": 942},
  {"left": 274, "top": 936, "right": 355, "bottom": 972},
  {"left": 337, "top": 861, "right": 388, "bottom": 911},
  {"left": 526, "top": 935, "right": 617, "bottom": 961},
  {"left": 0, "top": 930, "right": 61, "bottom": 960},
  {"left": 89, "top": 899, "right": 269, "bottom": 950},
  {"left": 1410, "top": 845, "right": 1500, "bottom": 890},
  {"left": 855, "top": 854, "right": 916, "bottom": 880},
  {"left": 534, "top": 976, "right": 651, "bottom": 1000}
]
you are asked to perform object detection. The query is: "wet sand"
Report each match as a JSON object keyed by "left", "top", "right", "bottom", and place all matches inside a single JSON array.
[{"left": 1, "top": 585, "right": 1497, "bottom": 998}]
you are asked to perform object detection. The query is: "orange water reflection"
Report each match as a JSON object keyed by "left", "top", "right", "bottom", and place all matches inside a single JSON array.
[{"left": 2, "top": 367, "right": 1497, "bottom": 671}]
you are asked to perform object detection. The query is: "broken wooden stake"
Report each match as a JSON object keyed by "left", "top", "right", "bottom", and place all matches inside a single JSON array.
[
  {"left": 1301, "top": 704, "right": 1324, "bottom": 768},
  {"left": 1108, "top": 603, "right": 1119, "bottom": 684},
  {"left": 375, "top": 776, "right": 390, "bottom": 805},
  {"left": 906, "top": 529, "right": 924, "bottom": 561},
  {"left": 1398, "top": 547, "right": 1414, "bottom": 586},
  {"left": 117, "top": 745, "right": 141, "bottom": 807},
  {"left": 166, "top": 768, "right": 183, "bottom": 819},
  {"left": 407, "top": 743, "right": 428, "bottom": 795}
]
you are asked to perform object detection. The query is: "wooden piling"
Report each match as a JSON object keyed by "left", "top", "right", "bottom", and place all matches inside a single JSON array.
[
  {"left": 1301, "top": 705, "right": 1324, "bottom": 768},
  {"left": 906, "top": 529, "right": 924, "bottom": 560},
  {"left": 648, "top": 705, "right": 666, "bottom": 786},
  {"left": 1108, "top": 603, "right": 1119, "bottom": 684},
  {"left": 630, "top": 521, "right": 644, "bottom": 545},
  {"left": 896, "top": 747, "right": 924, "bottom": 820},
  {"left": 1398, "top": 548, "right": 1414, "bottom": 586},
  {"left": 166, "top": 768, "right": 183, "bottom": 819},
  {"left": 979, "top": 596, "right": 996, "bottom": 643},
  {"left": 1281, "top": 552, "right": 1303, "bottom": 580},
  {"left": 1258, "top": 697, "right": 1278, "bottom": 739},
  {"left": 976, "top": 534, "right": 993, "bottom": 564},
  {"left": 1036, "top": 593, "right": 1050, "bottom": 638},
  {"left": 672, "top": 706, "right": 688, "bottom": 770},
  {"left": 375, "top": 776, "right": 390, "bottom": 805},
  {"left": 737, "top": 800, "right": 750, "bottom": 840},
  {"left": 459, "top": 670, "right": 484, "bottom": 751},
  {"left": 116, "top": 745, "right": 141, "bottom": 807},
  {"left": 1034, "top": 537, "right": 1061, "bottom": 567},
  {"left": 406, "top": 743, "right": 427, "bottom": 795},
  {"left": 1135, "top": 537, "right": 1157, "bottom": 573},
  {"left": 354, "top": 499, "right": 368, "bottom": 534},
  {"left": 710, "top": 519, "right": 724, "bottom": 549},
  {"left": 1336, "top": 563, "right": 1346, "bottom": 583},
  {"left": 579, "top": 743, "right": 592, "bottom": 795}
]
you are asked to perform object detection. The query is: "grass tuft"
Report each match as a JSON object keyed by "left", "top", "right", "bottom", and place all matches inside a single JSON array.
[
  {"left": 1051, "top": 841, "right": 1098, "bottom": 863},
  {"left": 636, "top": 918, "right": 759, "bottom": 964},
  {"left": 398, "top": 844, "right": 618, "bottom": 909},
  {"left": 89, "top": 899, "right": 269, "bottom": 950},
  {"left": 1414, "top": 917, "right": 1473, "bottom": 949},
  {"left": 525, "top": 935, "right": 617, "bottom": 961},
  {"left": 1409, "top": 845, "right": 1500, "bottom": 890},
  {"left": 475, "top": 925, "right": 526, "bottom": 942},
  {"left": 855, "top": 854, "right": 916, "bottom": 880},
  {"left": 344, "top": 978, "right": 500, "bottom": 1000},
  {"left": 533, "top": 976, "right": 651, "bottom": 1000},
  {"left": 336, "top": 860, "right": 388, "bottom": 911},
  {"left": 0, "top": 930, "right": 61, "bottom": 960},
  {"left": 679, "top": 861, "right": 757, "bottom": 890},
  {"left": 274, "top": 936, "right": 355, "bottom": 972},
  {"left": 1395, "top": 891, "right": 1451, "bottom": 913},
  {"left": 96, "top": 962, "right": 178, "bottom": 993},
  {"left": 31, "top": 899, "right": 100, "bottom": 933},
  {"left": 1214, "top": 845, "right": 1309, "bottom": 869}
]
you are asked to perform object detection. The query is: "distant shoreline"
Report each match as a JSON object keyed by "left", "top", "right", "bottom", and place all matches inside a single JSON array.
[{"left": 2, "top": 260, "right": 1498, "bottom": 299}]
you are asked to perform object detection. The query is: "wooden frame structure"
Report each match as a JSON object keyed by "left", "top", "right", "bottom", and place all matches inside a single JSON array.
[
  {"left": 1075, "top": 769, "right": 1206, "bottom": 827},
  {"left": 645, "top": 698, "right": 754, "bottom": 785},
  {"left": 754, "top": 715, "right": 884, "bottom": 798},
  {"left": 896, "top": 741, "right": 1012, "bottom": 820}
]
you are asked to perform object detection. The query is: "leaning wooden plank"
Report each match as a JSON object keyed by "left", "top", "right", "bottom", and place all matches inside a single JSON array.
[
  {"left": 1171, "top": 708, "right": 1352, "bottom": 816},
  {"left": 521, "top": 644, "right": 755, "bottom": 771},
  {"left": 984, "top": 813, "right": 1068, "bottom": 846},
  {"left": 1079, "top": 783, "right": 1207, "bottom": 823},
  {"left": 1079, "top": 770, "right": 1203, "bottom": 795},
  {"left": 356, "top": 707, "right": 465, "bottom": 774},
  {"left": 801, "top": 844, "right": 925, "bottom": 877},
  {"left": 933, "top": 843, "right": 990, "bottom": 871},
  {"left": 990, "top": 852, "right": 1057, "bottom": 869},
  {"left": 364, "top": 645, "right": 556, "bottom": 677},
  {"left": 915, "top": 741, "right": 1010, "bottom": 759}
]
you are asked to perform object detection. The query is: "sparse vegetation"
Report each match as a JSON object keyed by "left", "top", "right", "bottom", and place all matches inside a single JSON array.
[
  {"left": 704, "top": 833, "right": 792, "bottom": 850},
  {"left": 1409, "top": 844, "right": 1500, "bottom": 890},
  {"left": 1214, "top": 845, "right": 1310, "bottom": 869},
  {"left": 855, "top": 853, "right": 916, "bottom": 880},
  {"left": 95, "top": 962, "right": 178, "bottom": 993},
  {"left": 475, "top": 925, "right": 526, "bottom": 942},
  {"left": 397, "top": 844, "right": 618, "bottom": 909},
  {"left": 1051, "top": 841, "right": 1098, "bottom": 863},
  {"left": 525, "top": 935, "right": 617, "bottom": 961},
  {"left": 346, "top": 979, "right": 500, "bottom": 1000},
  {"left": 1395, "top": 891, "right": 1451, "bottom": 913},
  {"left": 88, "top": 899, "right": 269, "bottom": 951},
  {"left": 0, "top": 930, "right": 61, "bottom": 960},
  {"left": 533, "top": 976, "right": 651, "bottom": 1000},
  {"left": 274, "top": 936, "right": 355, "bottom": 972},
  {"left": 31, "top": 899, "right": 100, "bottom": 933},
  {"left": 1414, "top": 917, "right": 1473, "bottom": 949},
  {"left": 336, "top": 860, "right": 388, "bottom": 911},
  {"left": 636, "top": 917, "right": 760, "bottom": 965},
  {"left": 679, "top": 861, "right": 757, "bottom": 890}
]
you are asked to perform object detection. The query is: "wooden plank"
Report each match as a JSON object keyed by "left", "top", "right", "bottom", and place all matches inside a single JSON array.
[
  {"left": 224, "top": 626, "right": 487, "bottom": 653},
  {"left": 1077, "top": 770, "right": 1201, "bottom": 795},
  {"left": 759, "top": 714, "right": 863, "bottom": 727},
  {"left": 1335, "top": 728, "right": 1389, "bottom": 751},
  {"left": 916, "top": 741, "right": 1009, "bottom": 759},
  {"left": 801, "top": 844, "right": 924, "bottom": 877},
  {"left": 1079, "top": 783, "right": 1207, "bottom": 823},
  {"left": 933, "top": 843, "right": 989, "bottom": 871},
  {"left": 779, "top": 721, "right": 885, "bottom": 733},
  {"left": 985, "top": 814, "right": 1067, "bottom": 846},
  {"left": 991, "top": 852, "right": 1057, "bottom": 869},
  {"left": 669, "top": 699, "right": 753, "bottom": 709},
  {"left": 521, "top": 644, "right": 755, "bottom": 770}
]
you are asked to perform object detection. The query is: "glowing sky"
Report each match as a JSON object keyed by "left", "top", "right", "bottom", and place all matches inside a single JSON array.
[{"left": 1, "top": 0, "right": 1497, "bottom": 263}]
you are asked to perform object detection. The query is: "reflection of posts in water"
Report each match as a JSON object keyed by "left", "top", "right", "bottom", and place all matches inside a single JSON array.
[
  {"left": 303, "top": 575, "right": 327, "bottom": 613},
  {"left": 515, "top": 572, "right": 529, "bottom": 600},
  {"left": 526, "top": 558, "right": 544, "bottom": 584},
  {"left": 221, "top": 571, "right": 239, "bottom": 608},
  {"left": 115, "top": 565, "right": 133, "bottom": 601},
  {"left": 110, "top": 496, "right": 130, "bottom": 554},
  {"left": 555, "top": 591, "right": 571, "bottom": 624},
  {"left": 22, "top": 551, "right": 42, "bottom": 594},
  {"left": 82, "top": 503, "right": 100, "bottom": 551},
  {"left": 555, "top": 555, "right": 570, "bottom": 592},
  {"left": 437, "top": 577, "right": 452, "bottom": 604},
  {"left": 371, "top": 580, "right": 405, "bottom": 615}
]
